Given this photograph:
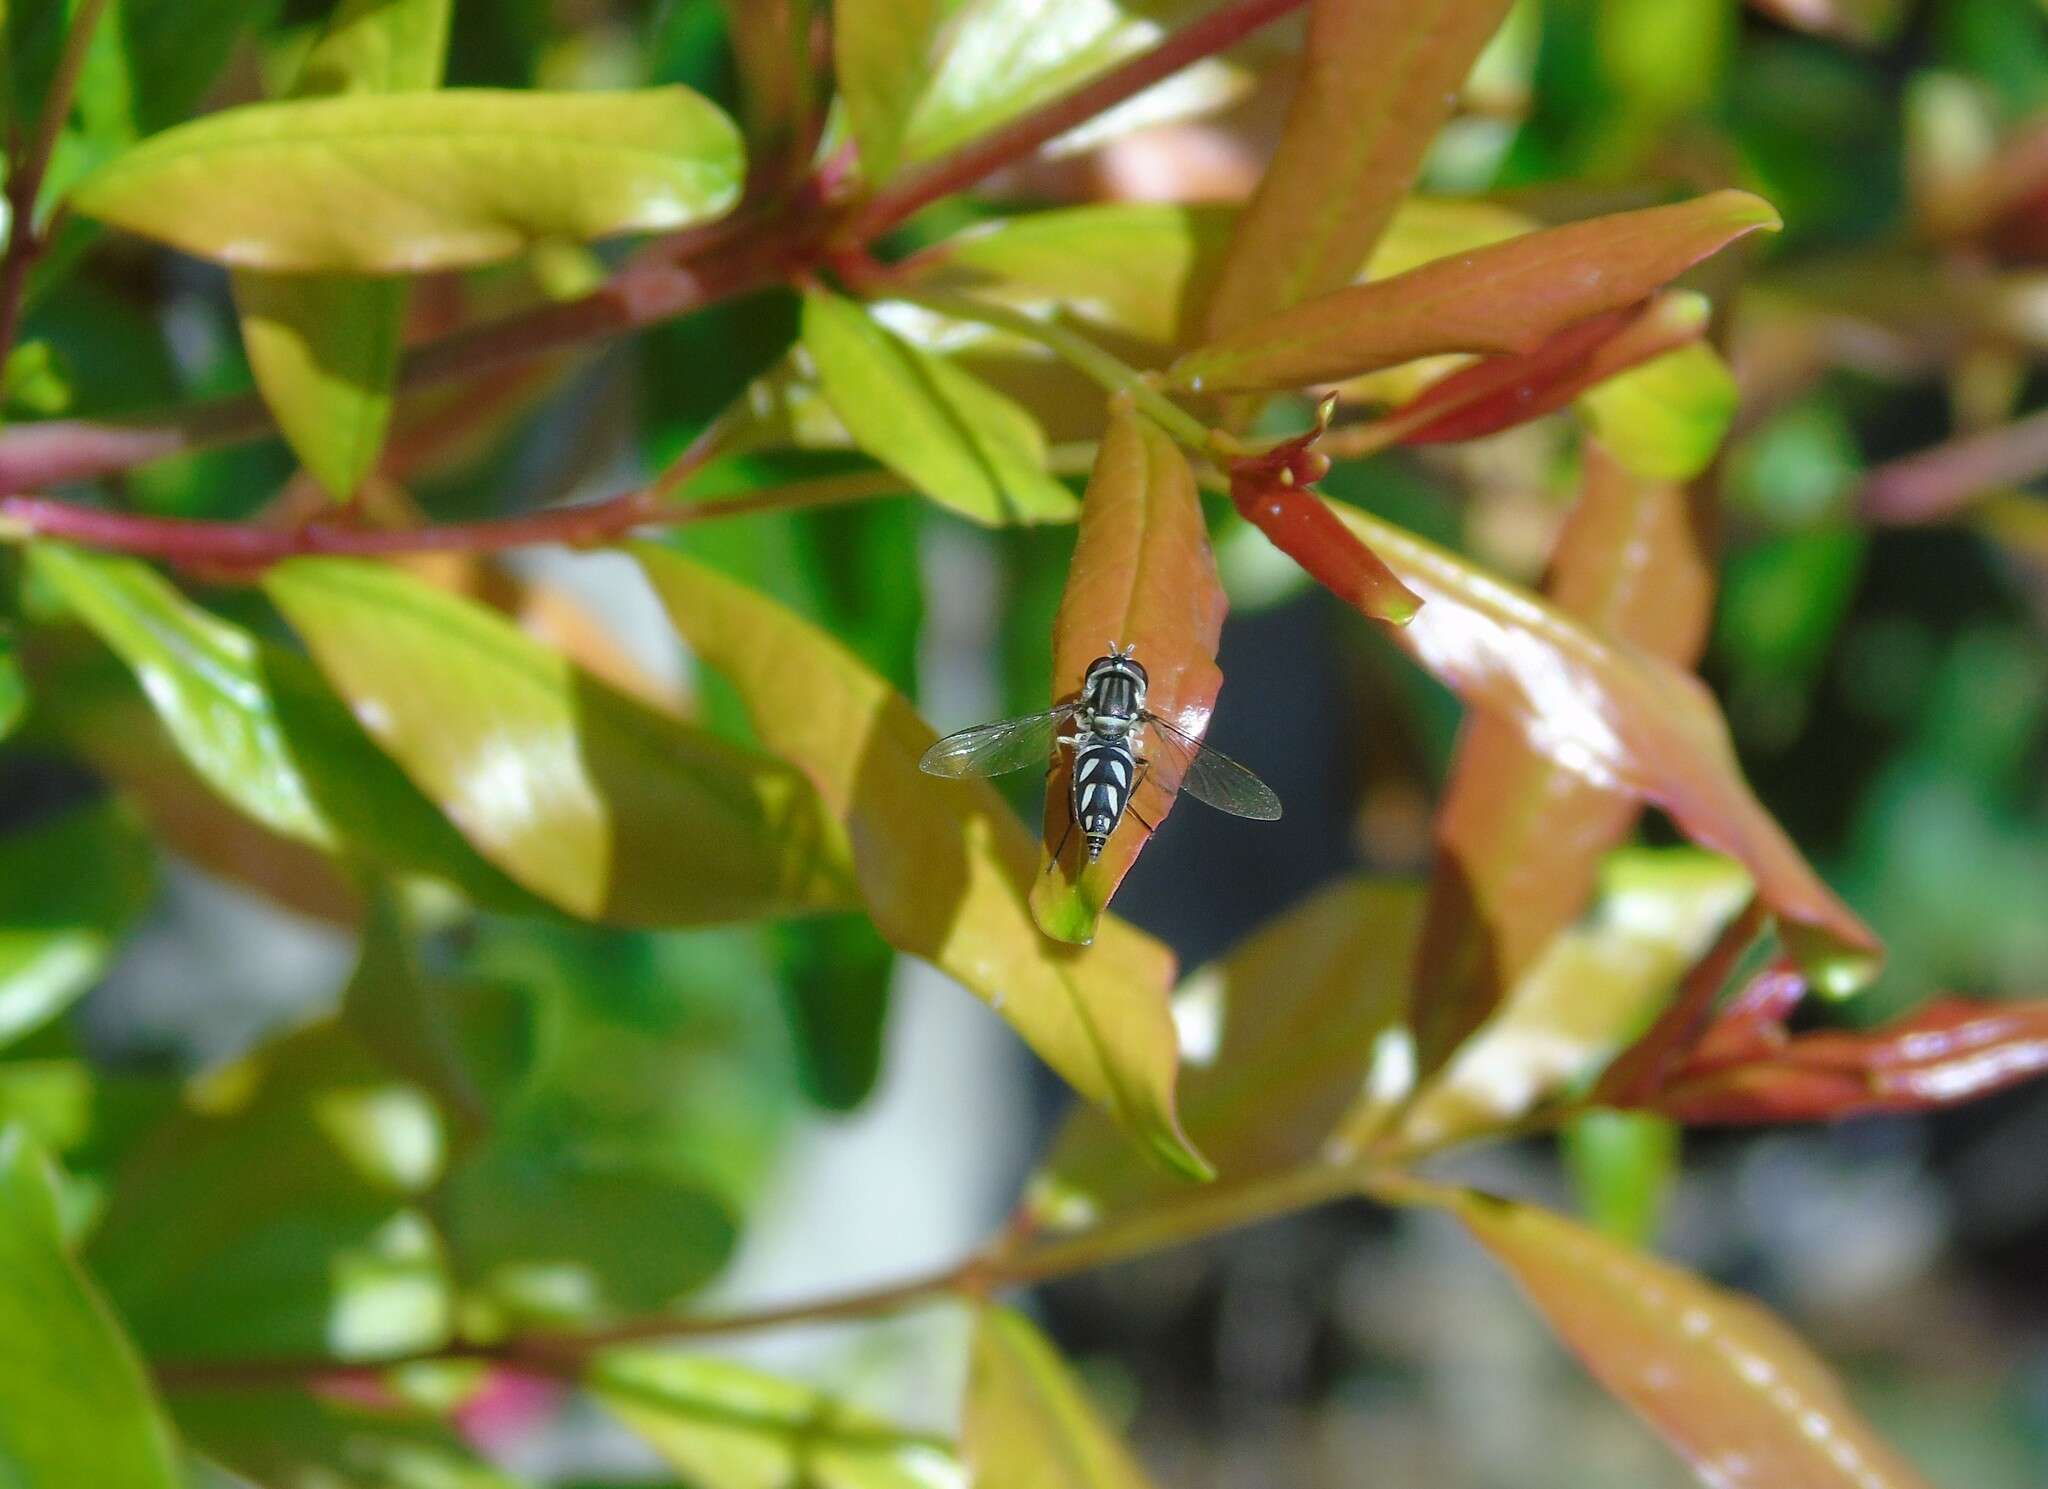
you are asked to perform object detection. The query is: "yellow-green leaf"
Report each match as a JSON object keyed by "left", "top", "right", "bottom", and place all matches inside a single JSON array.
[
  {"left": 31, "top": 543, "right": 336, "bottom": 848},
  {"left": 0, "top": 803, "right": 154, "bottom": 1051},
  {"left": 1376, "top": 1180, "right": 1939, "bottom": 1489},
  {"left": 634, "top": 548, "right": 1204, "bottom": 1178},
  {"left": 835, "top": 0, "right": 949, "bottom": 183},
  {"left": 235, "top": 273, "right": 407, "bottom": 501},
  {"left": 263, "top": 557, "right": 855, "bottom": 926},
  {"left": 232, "top": 0, "right": 451, "bottom": 499},
  {"left": 591, "top": 1351, "right": 958, "bottom": 1489},
  {"left": 73, "top": 87, "right": 745, "bottom": 272},
  {"left": 801, "top": 291, "right": 1078, "bottom": 525},
  {"left": 1578, "top": 341, "right": 1741, "bottom": 481},
  {"left": 0, "top": 1130, "right": 180, "bottom": 1489},
  {"left": 966, "top": 1305, "right": 1159, "bottom": 1489}
]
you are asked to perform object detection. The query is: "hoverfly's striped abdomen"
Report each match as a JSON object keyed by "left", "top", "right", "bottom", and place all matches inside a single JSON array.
[{"left": 1072, "top": 739, "right": 1136, "bottom": 860}]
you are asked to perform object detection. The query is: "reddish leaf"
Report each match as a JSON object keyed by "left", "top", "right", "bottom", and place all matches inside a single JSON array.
[
  {"left": 1032, "top": 400, "right": 1225, "bottom": 944},
  {"left": 1369, "top": 292, "right": 1709, "bottom": 450},
  {"left": 1174, "top": 191, "right": 1780, "bottom": 394},
  {"left": 1199, "top": 0, "right": 1518, "bottom": 342},
  {"left": 1654, "top": 979, "right": 2048, "bottom": 1125},
  {"left": 1375, "top": 1178, "right": 1939, "bottom": 1489},
  {"left": 1227, "top": 417, "right": 1423, "bottom": 624},
  {"left": 1410, "top": 442, "right": 1719, "bottom": 1072},
  {"left": 1593, "top": 901, "right": 1769, "bottom": 1107},
  {"left": 1321, "top": 498, "right": 1882, "bottom": 991}
]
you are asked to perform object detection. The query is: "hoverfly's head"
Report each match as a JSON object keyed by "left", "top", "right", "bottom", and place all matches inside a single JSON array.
[{"left": 1085, "top": 643, "right": 1147, "bottom": 691}]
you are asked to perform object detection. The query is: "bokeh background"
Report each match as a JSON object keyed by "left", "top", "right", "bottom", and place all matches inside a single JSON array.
[{"left": 8, "top": 0, "right": 2048, "bottom": 1484}]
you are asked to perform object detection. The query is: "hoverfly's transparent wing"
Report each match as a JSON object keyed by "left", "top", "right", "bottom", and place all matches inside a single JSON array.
[
  {"left": 918, "top": 704, "right": 1077, "bottom": 779},
  {"left": 1144, "top": 715, "right": 1283, "bottom": 820}
]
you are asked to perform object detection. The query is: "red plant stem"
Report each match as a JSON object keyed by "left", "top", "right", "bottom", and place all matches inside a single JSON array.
[
  {"left": 836, "top": 0, "right": 1309, "bottom": 245},
  {"left": 1858, "top": 405, "right": 2048, "bottom": 525},
  {"left": 0, "top": 0, "right": 112, "bottom": 361},
  {"left": 0, "top": 0, "right": 1306, "bottom": 517}
]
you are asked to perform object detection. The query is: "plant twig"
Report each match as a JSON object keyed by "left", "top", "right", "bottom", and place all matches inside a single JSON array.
[
  {"left": 1858, "top": 405, "right": 2048, "bottom": 525},
  {"left": 0, "top": 0, "right": 1307, "bottom": 509},
  {"left": 895, "top": 288, "right": 1215, "bottom": 450},
  {"left": 154, "top": 1156, "right": 1387, "bottom": 1392},
  {"left": 0, "top": 0, "right": 112, "bottom": 361}
]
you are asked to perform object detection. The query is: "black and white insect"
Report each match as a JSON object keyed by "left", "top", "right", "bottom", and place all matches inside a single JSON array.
[{"left": 918, "top": 644, "right": 1281, "bottom": 861}]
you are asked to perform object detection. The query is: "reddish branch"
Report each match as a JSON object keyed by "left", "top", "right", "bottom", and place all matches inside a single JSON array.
[{"left": 0, "top": 0, "right": 1310, "bottom": 531}]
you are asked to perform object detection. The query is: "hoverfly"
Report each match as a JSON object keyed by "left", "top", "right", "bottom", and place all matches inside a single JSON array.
[{"left": 918, "top": 644, "right": 1281, "bottom": 861}]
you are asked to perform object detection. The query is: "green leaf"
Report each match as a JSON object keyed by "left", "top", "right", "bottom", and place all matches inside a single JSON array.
[
  {"left": 1377, "top": 1180, "right": 1939, "bottom": 1489},
  {"left": 800, "top": 291, "right": 1078, "bottom": 526},
  {"left": 0, "top": 1128, "right": 180, "bottom": 1489},
  {"left": 1563, "top": 1108, "right": 1680, "bottom": 1247},
  {"left": 88, "top": 1024, "right": 452, "bottom": 1363},
  {"left": 116, "top": 0, "right": 270, "bottom": 136},
  {"left": 833, "top": 0, "right": 948, "bottom": 183},
  {"left": 965, "top": 1305, "right": 1158, "bottom": 1489},
  {"left": 231, "top": 0, "right": 451, "bottom": 501},
  {"left": 175, "top": 1385, "right": 526, "bottom": 1489},
  {"left": 911, "top": 203, "right": 1235, "bottom": 351},
  {"left": 0, "top": 801, "right": 153, "bottom": 1050},
  {"left": 234, "top": 273, "right": 407, "bottom": 500},
  {"left": 1578, "top": 341, "right": 1741, "bottom": 481},
  {"left": 72, "top": 87, "right": 745, "bottom": 272},
  {"left": 263, "top": 557, "right": 856, "bottom": 926},
  {"left": 898, "top": 0, "right": 1217, "bottom": 170},
  {"left": 634, "top": 548, "right": 1205, "bottom": 1179},
  {"left": 31, "top": 543, "right": 338, "bottom": 846},
  {"left": 0, "top": 628, "right": 24, "bottom": 739},
  {"left": 590, "top": 1350, "right": 958, "bottom": 1488}
]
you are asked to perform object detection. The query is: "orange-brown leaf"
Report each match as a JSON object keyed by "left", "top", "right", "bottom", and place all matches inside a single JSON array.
[
  {"left": 1175, "top": 191, "right": 1780, "bottom": 394},
  {"left": 1377, "top": 1180, "right": 1938, "bottom": 1489},
  {"left": 1199, "top": 0, "right": 1518, "bottom": 342},
  {"left": 1323, "top": 498, "right": 1882, "bottom": 992},
  {"left": 1032, "top": 401, "right": 1226, "bottom": 945},
  {"left": 1410, "top": 442, "right": 1718, "bottom": 1071}
]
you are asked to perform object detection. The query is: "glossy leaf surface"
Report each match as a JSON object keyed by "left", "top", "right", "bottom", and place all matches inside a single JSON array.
[
  {"left": 910, "top": 203, "right": 1235, "bottom": 351},
  {"left": 1228, "top": 430, "right": 1424, "bottom": 624},
  {"left": 264, "top": 557, "right": 856, "bottom": 925},
  {"left": 1656, "top": 987, "right": 2048, "bottom": 1124},
  {"left": 1032, "top": 400, "right": 1226, "bottom": 943},
  {"left": 636, "top": 548, "right": 1204, "bottom": 1177},
  {"left": 802, "top": 292, "right": 1078, "bottom": 526},
  {"left": 966, "top": 1305, "right": 1160, "bottom": 1489},
  {"left": 1383, "top": 850, "right": 1753, "bottom": 1155},
  {"left": 73, "top": 88, "right": 744, "bottom": 272},
  {"left": 1323, "top": 499, "right": 1881, "bottom": 990},
  {"left": 835, "top": 0, "right": 947, "bottom": 183},
  {"left": 0, "top": 802, "right": 153, "bottom": 1050},
  {"left": 0, "top": 1131, "right": 180, "bottom": 1489},
  {"left": 1374, "top": 293, "right": 1710, "bottom": 448},
  {"left": 1032, "top": 878, "right": 1422, "bottom": 1231},
  {"left": 1176, "top": 192, "right": 1780, "bottom": 393},
  {"left": 591, "top": 1350, "right": 958, "bottom": 1489},
  {"left": 232, "top": 0, "right": 451, "bottom": 500},
  {"left": 1200, "top": 0, "right": 1518, "bottom": 341},
  {"left": 1408, "top": 443, "right": 1720, "bottom": 1071},
  {"left": 1386, "top": 1181, "right": 1938, "bottom": 1489},
  {"left": 32, "top": 544, "right": 337, "bottom": 848}
]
